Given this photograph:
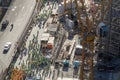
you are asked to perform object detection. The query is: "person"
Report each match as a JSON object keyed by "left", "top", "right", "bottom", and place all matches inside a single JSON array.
[
  {"left": 10, "top": 24, "right": 14, "bottom": 31},
  {"left": 11, "top": 24, "right": 13, "bottom": 28}
]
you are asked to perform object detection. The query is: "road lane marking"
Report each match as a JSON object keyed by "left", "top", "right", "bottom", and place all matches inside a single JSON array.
[
  {"left": 31, "top": 7, "right": 33, "bottom": 10},
  {"left": 12, "top": 8, "right": 15, "bottom": 11},
  {"left": 11, "top": 6, "right": 17, "bottom": 11},
  {"left": 14, "top": 6, "right": 17, "bottom": 9},
  {"left": 22, "top": 6, "right": 24, "bottom": 9}
]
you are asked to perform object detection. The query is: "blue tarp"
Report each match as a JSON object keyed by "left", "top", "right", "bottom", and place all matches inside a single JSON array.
[
  {"left": 99, "top": 22, "right": 109, "bottom": 37},
  {"left": 63, "top": 60, "right": 69, "bottom": 65},
  {"left": 101, "top": 25, "right": 109, "bottom": 31},
  {"left": 98, "top": 22, "right": 105, "bottom": 27},
  {"left": 73, "top": 61, "right": 80, "bottom": 67}
]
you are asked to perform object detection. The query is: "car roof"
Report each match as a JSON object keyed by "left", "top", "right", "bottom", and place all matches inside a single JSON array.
[
  {"left": 6, "top": 42, "right": 12, "bottom": 45},
  {"left": 4, "top": 45, "right": 9, "bottom": 47},
  {"left": 2, "top": 20, "right": 9, "bottom": 24}
]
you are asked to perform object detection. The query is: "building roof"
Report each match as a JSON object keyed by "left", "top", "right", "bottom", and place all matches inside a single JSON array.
[
  {"left": 41, "top": 33, "right": 50, "bottom": 41},
  {"left": 48, "top": 37, "right": 55, "bottom": 44},
  {"left": 47, "top": 23, "right": 59, "bottom": 32},
  {"left": 47, "top": 18, "right": 53, "bottom": 23}
]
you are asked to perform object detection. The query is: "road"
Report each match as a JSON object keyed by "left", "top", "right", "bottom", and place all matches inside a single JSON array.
[{"left": 0, "top": 0, "right": 36, "bottom": 75}]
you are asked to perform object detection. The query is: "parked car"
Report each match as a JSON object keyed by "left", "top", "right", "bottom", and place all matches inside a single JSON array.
[
  {"left": 1, "top": 20, "right": 9, "bottom": 31},
  {"left": 3, "top": 42, "right": 12, "bottom": 53}
]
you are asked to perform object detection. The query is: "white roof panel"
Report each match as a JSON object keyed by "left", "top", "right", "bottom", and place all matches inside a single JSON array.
[{"left": 41, "top": 33, "right": 50, "bottom": 41}]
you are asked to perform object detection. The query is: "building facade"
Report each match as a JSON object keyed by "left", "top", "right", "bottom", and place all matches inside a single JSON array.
[{"left": 97, "top": 0, "right": 120, "bottom": 58}]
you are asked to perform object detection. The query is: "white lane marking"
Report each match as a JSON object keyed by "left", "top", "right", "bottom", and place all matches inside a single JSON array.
[
  {"left": 11, "top": 6, "right": 17, "bottom": 11},
  {"left": 12, "top": 8, "right": 15, "bottom": 11},
  {"left": 22, "top": 6, "right": 24, "bottom": 9},
  {"left": 31, "top": 6, "right": 33, "bottom": 9},
  {"left": 14, "top": 6, "right": 17, "bottom": 9}
]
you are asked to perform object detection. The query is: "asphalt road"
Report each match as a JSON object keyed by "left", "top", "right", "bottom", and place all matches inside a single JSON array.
[{"left": 0, "top": 0, "right": 36, "bottom": 74}]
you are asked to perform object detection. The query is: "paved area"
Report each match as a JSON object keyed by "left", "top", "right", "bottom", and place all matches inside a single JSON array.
[{"left": 0, "top": 0, "right": 36, "bottom": 76}]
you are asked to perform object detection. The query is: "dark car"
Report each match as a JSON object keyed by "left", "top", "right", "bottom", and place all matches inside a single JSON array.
[{"left": 1, "top": 20, "right": 9, "bottom": 31}]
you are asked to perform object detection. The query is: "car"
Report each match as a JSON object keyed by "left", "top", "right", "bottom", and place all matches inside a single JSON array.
[
  {"left": 1, "top": 20, "right": 9, "bottom": 31},
  {"left": 3, "top": 42, "right": 12, "bottom": 53}
]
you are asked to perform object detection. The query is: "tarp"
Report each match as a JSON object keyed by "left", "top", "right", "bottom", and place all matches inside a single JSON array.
[
  {"left": 73, "top": 61, "right": 80, "bottom": 67},
  {"left": 98, "top": 22, "right": 105, "bottom": 27},
  {"left": 98, "top": 22, "right": 109, "bottom": 31},
  {"left": 101, "top": 25, "right": 109, "bottom": 31},
  {"left": 63, "top": 60, "right": 69, "bottom": 65}
]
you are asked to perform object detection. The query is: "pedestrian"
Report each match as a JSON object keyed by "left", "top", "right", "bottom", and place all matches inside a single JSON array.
[
  {"left": 11, "top": 24, "right": 13, "bottom": 28},
  {"left": 10, "top": 24, "right": 13, "bottom": 31}
]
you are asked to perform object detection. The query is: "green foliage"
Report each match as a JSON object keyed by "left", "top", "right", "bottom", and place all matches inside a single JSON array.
[{"left": 25, "top": 33, "right": 51, "bottom": 77}]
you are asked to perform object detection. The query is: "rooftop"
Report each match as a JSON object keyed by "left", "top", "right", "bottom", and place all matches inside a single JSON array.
[
  {"left": 48, "top": 37, "right": 55, "bottom": 44},
  {"left": 47, "top": 23, "right": 59, "bottom": 32},
  {"left": 40, "top": 33, "right": 50, "bottom": 41}
]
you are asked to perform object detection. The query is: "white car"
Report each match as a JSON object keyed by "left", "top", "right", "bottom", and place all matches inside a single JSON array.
[{"left": 3, "top": 42, "right": 12, "bottom": 53}]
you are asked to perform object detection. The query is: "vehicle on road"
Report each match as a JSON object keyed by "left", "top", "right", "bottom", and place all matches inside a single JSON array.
[
  {"left": 3, "top": 42, "right": 12, "bottom": 53},
  {"left": 1, "top": 20, "right": 9, "bottom": 31}
]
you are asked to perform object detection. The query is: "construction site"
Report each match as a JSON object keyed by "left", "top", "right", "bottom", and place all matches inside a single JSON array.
[{"left": 0, "top": 0, "right": 120, "bottom": 80}]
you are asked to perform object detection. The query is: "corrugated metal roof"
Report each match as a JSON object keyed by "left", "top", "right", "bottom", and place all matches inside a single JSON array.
[
  {"left": 41, "top": 33, "right": 50, "bottom": 41},
  {"left": 47, "top": 23, "right": 59, "bottom": 32}
]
